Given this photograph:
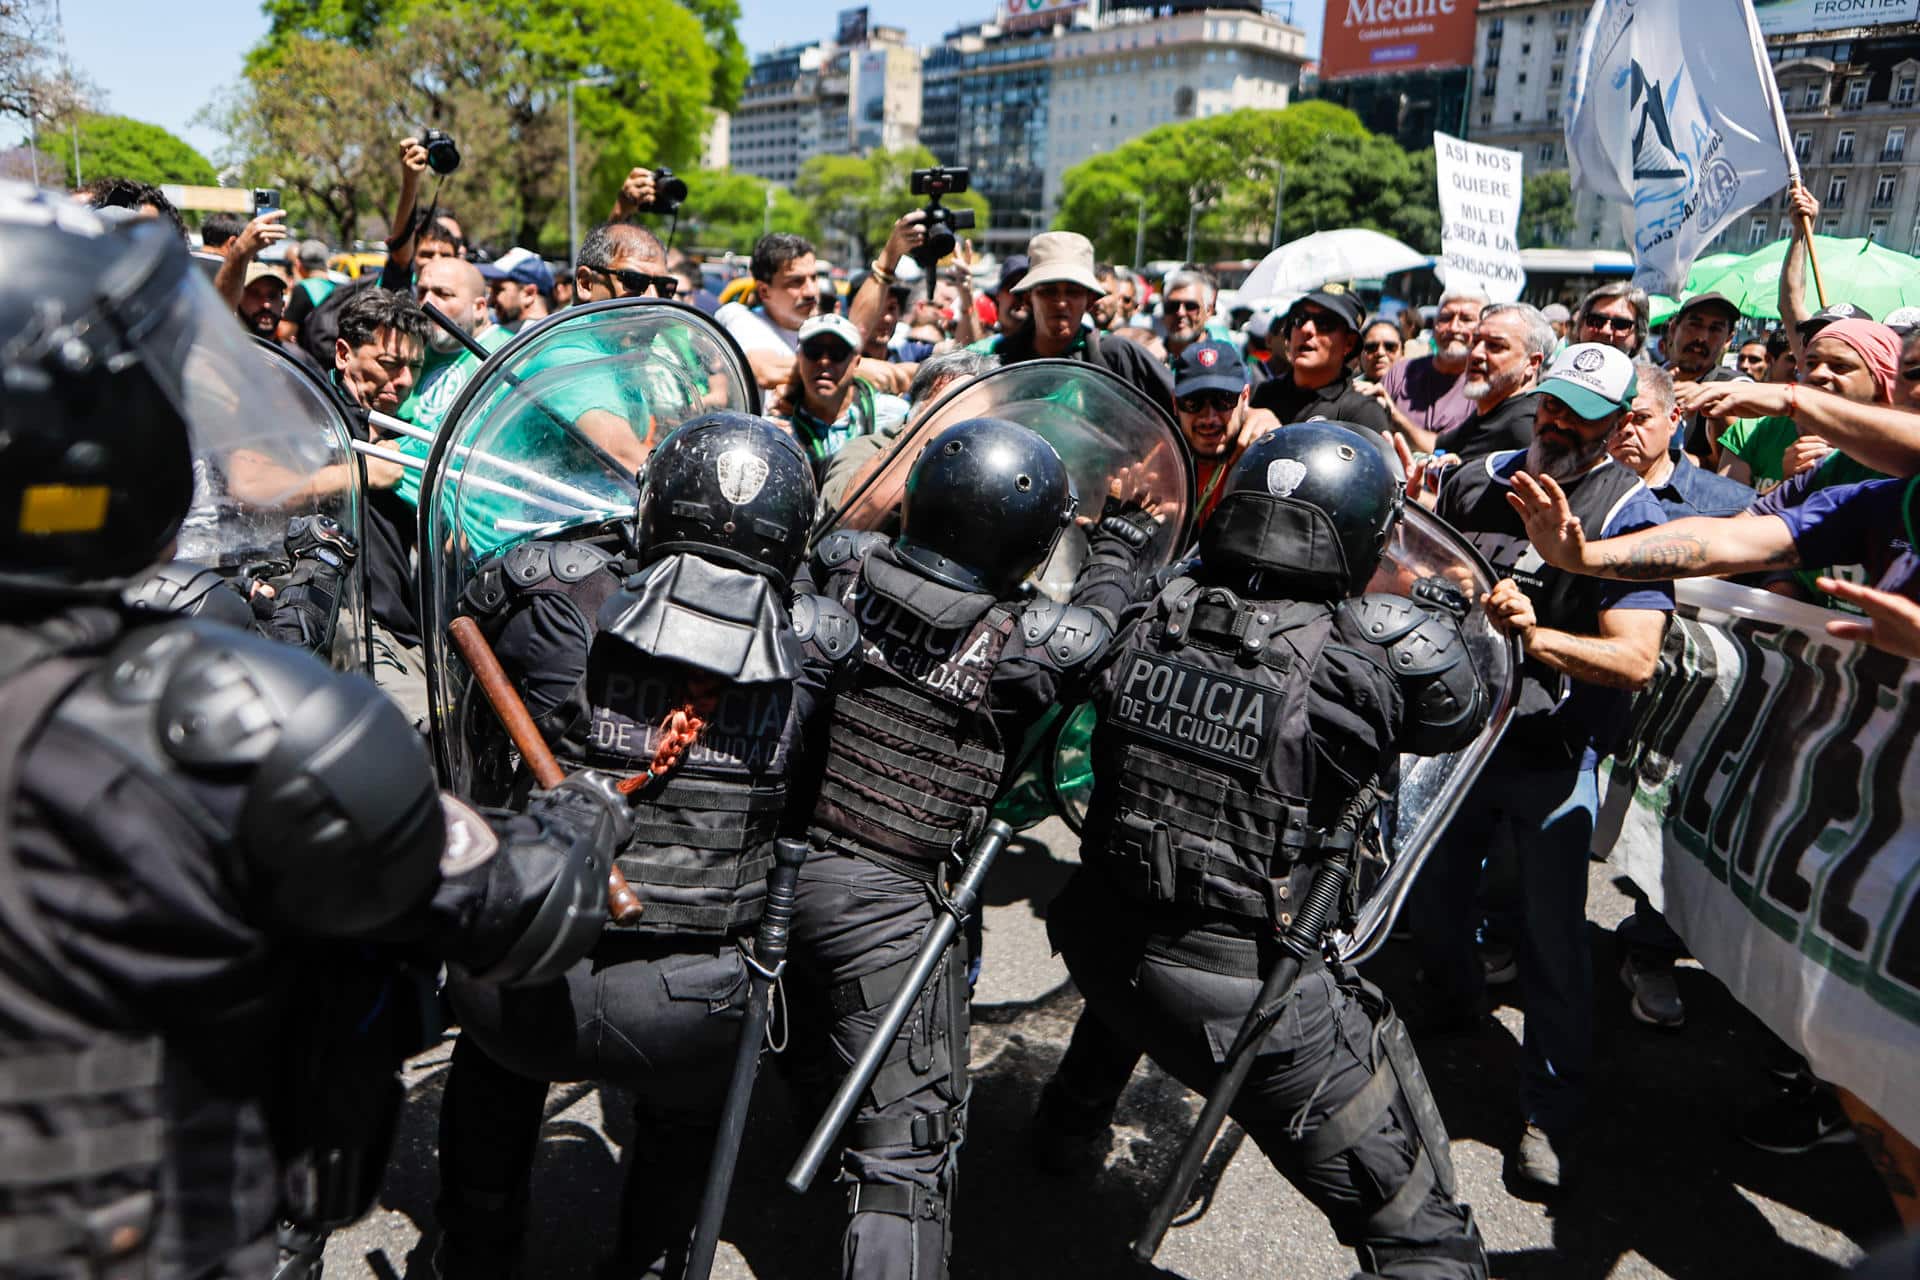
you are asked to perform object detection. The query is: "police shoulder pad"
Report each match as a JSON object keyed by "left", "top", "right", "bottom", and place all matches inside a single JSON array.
[
  {"left": 815, "top": 529, "right": 888, "bottom": 572},
  {"left": 460, "top": 558, "right": 511, "bottom": 618},
  {"left": 1341, "top": 592, "right": 1425, "bottom": 648},
  {"left": 793, "top": 592, "right": 859, "bottom": 661},
  {"left": 1023, "top": 599, "right": 1111, "bottom": 669},
  {"left": 1344, "top": 593, "right": 1469, "bottom": 679},
  {"left": 548, "top": 539, "right": 613, "bottom": 583},
  {"left": 504, "top": 541, "right": 554, "bottom": 588}
]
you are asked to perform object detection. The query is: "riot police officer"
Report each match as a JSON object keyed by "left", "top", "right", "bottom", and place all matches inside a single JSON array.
[
  {"left": 787, "top": 417, "right": 1155, "bottom": 1280},
  {"left": 1040, "top": 422, "right": 1494, "bottom": 1279},
  {"left": 434, "top": 413, "right": 859, "bottom": 1279},
  {"left": 124, "top": 513, "right": 359, "bottom": 656},
  {"left": 0, "top": 187, "right": 630, "bottom": 1277}
]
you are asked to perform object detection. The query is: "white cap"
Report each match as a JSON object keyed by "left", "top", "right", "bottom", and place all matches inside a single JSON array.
[
  {"left": 1535, "top": 342, "right": 1639, "bottom": 420},
  {"left": 797, "top": 312, "right": 863, "bottom": 353}
]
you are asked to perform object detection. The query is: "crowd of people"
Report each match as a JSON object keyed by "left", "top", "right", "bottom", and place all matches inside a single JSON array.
[{"left": 15, "top": 147, "right": 1916, "bottom": 1280}]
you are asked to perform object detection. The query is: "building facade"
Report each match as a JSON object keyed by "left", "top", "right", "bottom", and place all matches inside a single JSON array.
[
  {"left": 728, "top": 28, "right": 923, "bottom": 186},
  {"left": 921, "top": 22, "right": 1058, "bottom": 254}
]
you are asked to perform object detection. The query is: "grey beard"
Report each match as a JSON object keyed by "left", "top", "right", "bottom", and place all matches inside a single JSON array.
[{"left": 1527, "top": 432, "right": 1611, "bottom": 482}]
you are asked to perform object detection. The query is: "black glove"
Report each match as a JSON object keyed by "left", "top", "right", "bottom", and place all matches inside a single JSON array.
[
  {"left": 285, "top": 513, "right": 358, "bottom": 569},
  {"left": 1411, "top": 575, "right": 1471, "bottom": 620},
  {"left": 527, "top": 769, "right": 634, "bottom": 852},
  {"left": 1094, "top": 492, "right": 1158, "bottom": 550}
]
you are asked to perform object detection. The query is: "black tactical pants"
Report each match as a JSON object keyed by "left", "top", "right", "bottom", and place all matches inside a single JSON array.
[
  {"left": 1048, "top": 870, "right": 1487, "bottom": 1280},
  {"left": 438, "top": 936, "right": 749, "bottom": 1279},
  {"left": 782, "top": 845, "right": 969, "bottom": 1280}
]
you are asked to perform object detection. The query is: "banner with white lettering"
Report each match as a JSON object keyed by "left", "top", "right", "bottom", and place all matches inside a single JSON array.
[
  {"left": 1433, "top": 131, "right": 1525, "bottom": 303},
  {"left": 1594, "top": 577, "right": 1920, "bottom": 1142},
  {"left": 1563, "top": 0, "right": 1794, "bottom": 295}
]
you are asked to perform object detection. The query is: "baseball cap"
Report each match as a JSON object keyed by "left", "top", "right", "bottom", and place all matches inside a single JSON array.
[
  {"left": 297, "top": 238, "right": 330, "bottom": 269},
  {"left": 477, "top": 246, "right": 557, "bottom": 296},
  {"left": 996, "top": 254, "right": 1030, "bottom": 295},
  {"left": 797, "top": 313, "right": 863, "bottom": 353},
  {"left": 1171, "top": 340, "right": 1249, "bottom": 398},
  {"left": 1285, "top": 284, "right": 1366, "bottom": 334},
  {"left": 1535, "top": 342, "right": 1639, "bottom": 421},
  {"left": 1797, "top": 300, "right": 1874, "bottom": 338},
  {"left": 1673, "top": 291, "right": 1740, "bottom": 327}
]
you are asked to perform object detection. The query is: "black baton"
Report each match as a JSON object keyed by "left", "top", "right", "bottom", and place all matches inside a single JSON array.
[
  {"left": 685, "top": 837, "right": 809, "bottom": 1280},
  {"left": 785, "top": 819, "right": 1014, "bottom": 1194}
]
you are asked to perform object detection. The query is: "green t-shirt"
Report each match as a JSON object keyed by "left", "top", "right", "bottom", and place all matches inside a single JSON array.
[
  {"left": 397, "top": 326, "right": 513, "bottom": 433},
  {"left": 1717, "top": 415, "right": 1797, "bottom": 491}
]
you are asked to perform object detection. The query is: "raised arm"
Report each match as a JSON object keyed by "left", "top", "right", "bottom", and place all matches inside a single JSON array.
[{"left": 1508, "top": 471, "right": 1799, "bottom": 580}]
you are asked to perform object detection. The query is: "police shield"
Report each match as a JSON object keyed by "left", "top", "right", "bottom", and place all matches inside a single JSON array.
[
  {"left": 171, "top": 337, "right": 370, "bottom": 671},
  {"left": 1341, "top": 503, "right": 1522, "bottom": 964},
  {"left": 416, "top": 299, "right": 759, "bottom": 791},
  {"left": 823, "top": 359, "right": 1195, "bottom": 595}
]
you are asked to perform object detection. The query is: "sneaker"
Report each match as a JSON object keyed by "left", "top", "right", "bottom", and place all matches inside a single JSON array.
[
  {"left": 1620, "top": 953, "right": 1686, "bottom": 1028},
  {"left": 1513, "top": 1124, "right": 1577, "bottom": 1189},
  {"left": 1480, "top": 943, "right": 1518, "bottom": 986},
  {"left": 1739, "top": 1088, "right": 1855, "bottom": 1154}
]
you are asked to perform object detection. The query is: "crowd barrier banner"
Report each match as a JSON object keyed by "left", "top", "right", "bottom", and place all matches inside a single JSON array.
[{"left": 1595, "top": 577, "right": 1920, "bottom": 1143}]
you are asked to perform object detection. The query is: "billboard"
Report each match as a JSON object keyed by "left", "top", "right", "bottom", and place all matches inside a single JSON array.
[
  {"left": 1320, "top": 0, "right": 1479, "bottom": 81},
  {"left": 1000, "top": 0, "right": 1087, "bottom": 32},
  {"left": 837, "top": 5, "right": 869, "bottom": 46},
  {"left": 1754, "top": 0, "right": 1919, "bottom": 33}
]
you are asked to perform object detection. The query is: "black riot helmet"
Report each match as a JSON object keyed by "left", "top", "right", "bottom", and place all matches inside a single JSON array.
[
  {"left": 1199, "top": 420, "right": 1403, "bottom": 598},
  {"left": 634, "top": 411, "right": 816, "bottom": 586},
  {"left": 0, "top": 186, "right": 216, "bottom": 597},
  {"left": 895, "top": 417, "right": 1077, "bottom": 596}
]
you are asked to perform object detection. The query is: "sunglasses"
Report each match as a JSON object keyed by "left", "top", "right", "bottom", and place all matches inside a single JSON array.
[
  {"left": 1362, "top": 340, "right": 1401, "bottom": 353},
  {"left": 1582, "top": 314, "right": 1636, "bottom": 333},
  {"left": 1166, "top": 300, "right": 1208, "bottom": 313},
  {"left": 1177, "top": 391, "right": 1239, "bottom": 414},
  {"left": 801, "top": 339, "right": 855, "bottom": 362},
  {"left": 580, "top": 264, "right": 678, "bottom": 299},
  {"left": 1902, "top": 365, "right": 1920, "bottom": 382}
]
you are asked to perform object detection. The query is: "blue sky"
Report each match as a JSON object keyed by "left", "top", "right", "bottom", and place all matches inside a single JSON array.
[{"left": 43, "top": 0, "right": 1326, "bottom": 162}]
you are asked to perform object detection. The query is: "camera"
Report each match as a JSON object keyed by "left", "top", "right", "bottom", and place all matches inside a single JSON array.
[
  {"left": 644, "top": 167, "right": 689, "bottom": 215},
  {"left": 908, "top": 166, "right": 974, "bottom": 272},
  {"left": 422, "top": 129, "right": 461, "bottom": 176}
]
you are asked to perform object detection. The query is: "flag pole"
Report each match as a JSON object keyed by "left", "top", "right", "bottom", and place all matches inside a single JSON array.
[
  {"left": 1791, "top": 178, "right": 1828, "bottom": 310},
  {"left": 1760, "top": 0, "right": 1828, "bottom": 310}
]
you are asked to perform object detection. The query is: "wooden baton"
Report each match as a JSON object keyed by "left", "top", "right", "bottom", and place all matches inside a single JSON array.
[{"left": 449, "top": 616, "right": 642, "bottom": 924}]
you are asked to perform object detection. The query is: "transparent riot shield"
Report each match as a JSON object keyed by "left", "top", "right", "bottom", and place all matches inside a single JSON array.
[
  {"left": 1345, "top": 504, "right": 1519, "bottom": 963},
  {"left": 823, "top": 359, "right": 1195, "bottom": 597},
  {"left": 418, "top": 299, "right": 759, "bottom": 790},
  {"left": 170, "top": 337, "right": 369, "bottom": 671}
]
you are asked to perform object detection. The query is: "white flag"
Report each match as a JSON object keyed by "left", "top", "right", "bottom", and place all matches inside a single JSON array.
[
  {"left": 1563, "top": 0, "right": 1794, "bottom": 296},
  {"left": 1434, "top": 132, "right": 1526, "bottom": 303}
]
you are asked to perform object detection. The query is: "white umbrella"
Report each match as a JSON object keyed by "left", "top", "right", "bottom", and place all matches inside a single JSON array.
[{"left": 1237, "top": 229, "right": 1433, "bottom": 301}]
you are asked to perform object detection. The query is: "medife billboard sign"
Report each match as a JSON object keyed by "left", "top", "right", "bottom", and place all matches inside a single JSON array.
[
  {"left": 1320, "top": 0, "right": 1479, "bottom": 81},
  {"left": 1753, "top": 0, "right": 1919, "bottom": 33}
]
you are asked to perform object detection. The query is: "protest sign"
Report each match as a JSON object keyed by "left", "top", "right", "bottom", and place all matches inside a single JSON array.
[{"left": 1434, "top": 131, "right": 1525, "bottom": 302}]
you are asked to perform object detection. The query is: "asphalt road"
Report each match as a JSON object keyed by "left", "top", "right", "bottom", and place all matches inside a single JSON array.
[{"left": 329, "top": 816, "right": 1897, "bottom": 1279}]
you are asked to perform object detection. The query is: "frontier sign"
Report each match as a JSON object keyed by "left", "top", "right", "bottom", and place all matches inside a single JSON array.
[{"left": 1320, "top": 0, "right": 1478, "bottom": 81}]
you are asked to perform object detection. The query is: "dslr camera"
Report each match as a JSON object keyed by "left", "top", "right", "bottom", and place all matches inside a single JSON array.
[
  {"left": 422, "top": 129, "right": 461, "bottom": 176},
  {"left": 908, "top": 166, "right": 974, "bottom": 272},
  {"left": 643, "top": 167, "right": 689, "bottom": 216}
]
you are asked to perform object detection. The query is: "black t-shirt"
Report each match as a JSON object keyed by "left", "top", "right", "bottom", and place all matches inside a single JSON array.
[
  {"left": 1249, "top": 367, "right": 1392, "bottom": 438},
  {"left": 330, "top": 377, "right": 421, "bottom": 647},
  {"left": 991, "top": 323, "right": 1176, "bottom": 419},
  {"left": 1439, "top": 389, "right": 1539, "bottom": 463}
]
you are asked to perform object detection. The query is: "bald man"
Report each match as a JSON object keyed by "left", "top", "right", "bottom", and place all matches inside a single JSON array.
[{"left": 403, "top": 256, "right": 511, "bottom": 432}]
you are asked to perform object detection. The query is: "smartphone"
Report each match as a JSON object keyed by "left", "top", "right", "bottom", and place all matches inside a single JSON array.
[{"left": 252, "top": 187, "right": 281, "bottom": 218}]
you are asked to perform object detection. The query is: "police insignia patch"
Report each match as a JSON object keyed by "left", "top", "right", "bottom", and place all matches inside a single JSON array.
[
  {"left": 716, "top": 449, "right": 769, "bottom": 504},
  {"left": 1266, "top": 457, "right": 1308, "bottom": 498}
]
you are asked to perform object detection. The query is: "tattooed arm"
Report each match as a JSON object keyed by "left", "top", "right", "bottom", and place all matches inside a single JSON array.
[
  {"left": 1508, "top": 471, "right": 1801, "bottom": 580},
  {"left": 1482, "top": 577, "right": 1670, "bottom": 689}
]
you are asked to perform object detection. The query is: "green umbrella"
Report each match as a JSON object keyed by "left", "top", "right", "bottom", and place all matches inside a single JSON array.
[
  {"left": 1648, "top": 294, "right": 1680, "bottom": 326},
  {"left": 1677, "top": 236, "right": 1920, "bottom": 320},
  {"left": 1684, "top": 252, "right": 1744, "bottom": 293}
]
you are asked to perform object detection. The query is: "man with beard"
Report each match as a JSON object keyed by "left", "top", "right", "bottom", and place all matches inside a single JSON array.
[
  {"left": 1408, "top": 342, "right": 1672, "bottom": 1190},
  {"left": 1439, "top": 302, "right": 1552, "bottom": 464},
  {"left": 238, "top": 268, "right": 287, "bottom": 339},
  {"left": 478, "top": 248, "right": 554, "bottom": 336},
  {"left": 1663, "top": 292, "right": 1743, "bottom": 464},
  {"left": 1382, "top": 287, "right": 1485, "bottom": 452},
  {"left": 1168, "top": 339, "right": 1262, "bottom": 523},
  {"left": 1249, "top": 285, "right": 1391, "bottom": 438},
  {"left": 404, "top": 255, "right": 509, "bottom": 434},
  {"left": 1157, "top": 267, "right": 1218, "bottom": 364}
]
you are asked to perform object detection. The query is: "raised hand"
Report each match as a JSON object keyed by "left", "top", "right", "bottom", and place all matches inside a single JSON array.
[{"left": 1507, "top": 471, "right": 1590, "bottom": 571}]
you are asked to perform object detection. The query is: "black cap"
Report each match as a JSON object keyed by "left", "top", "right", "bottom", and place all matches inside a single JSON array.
[
  {"left": 1674, "top": 291, "right": 1741, "bottom": 327},
  {"left": 996, "top": 254, "right": 1030, "bottom": 295},
  {"left": 1797, "top": 300, "right": 1874, "bottom": 337},
  {"left": 1286, "top": 283, "right": 1366, "bottom": 334},
  {"left": 1171, "top": 340, "right": 1249, "bottom": 397}
]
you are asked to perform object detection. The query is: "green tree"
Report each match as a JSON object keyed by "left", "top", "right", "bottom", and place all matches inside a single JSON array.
[
  {"left": 793, "top": 146, "right": 989, "bottom": 264},
  {"left": 1521, "top": 170, "right": 1576, "bottom": 248},
  {"left": 673, "top": 168, "right": 816, "bottom": 254},
  {"left": 60, "top": 114, "right": 217, "bottom": 188},
  {"left": 1055, "top": 102, "right": 1441, "bottom": 266}
]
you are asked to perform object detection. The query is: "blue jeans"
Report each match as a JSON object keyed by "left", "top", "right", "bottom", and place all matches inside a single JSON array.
[{"left": 1410, "top": 746, "right": 1599, "bottom": 1136}]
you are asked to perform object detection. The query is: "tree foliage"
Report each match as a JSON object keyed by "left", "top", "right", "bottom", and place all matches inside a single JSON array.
[
  {"left": 60, "top": 114, "right": 217, "bottom": 188},
  {"left": 1056, "top": 102, "right": 1442, "bottom": 264},
  {"left": 1521, "top": 170, "right": 1576, "bottom": 249},
  {"left": 671, "top": 168, "right": 816, "bottom": 254},
  {"left": 220, "top": 0, "right": 746, "bottom": 250},
  {"left": 793, "top": 146, "right": 990, "bottom": 264},
  {"left": 0, "top": 1, "right": 96, "bottom": 140}
]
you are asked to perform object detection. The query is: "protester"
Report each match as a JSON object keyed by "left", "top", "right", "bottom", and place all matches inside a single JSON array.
[
  {"left": 1242, "top": 311, "right": 1278, "bottom": 385},
  {"left": 404, "top": 255, "right": 509, "bottom": 432},
  {"left": 1248, "top": 285, "right": 1390, "bottom": 438},
  {"left": 1357, "top": 318, "right": 1403, "bottom": 384},
  {"left": 1715, "top": 319, "right": 1902, "bottom": 492},
  {"left": 1614, "top": 365, "right": 1758, "bottom": 519},
  {"left": 816, "top": 348, "right": 999, "bottom": 515},
  {"left": 196, "top": 210, "right": 243, "bottom": 276},
  {"left": 1168, "top": 339, "right": 1261, "bottom": 523},
  {"left": 1381, "top": 286, "right": 1485, "bottom": 451},
  {"left": 1409, "top": 341, "right": 1673, "bottom": 1191},
  {"left": 477, "top": 246, "right": 554, "bottom": 335},
  {"left": 82, "top": 175, "right": 187, "bottom": 238},
  {"left": 1663, "top": 291, "right": 1743, "bottom": 464},
  {"left": 1157, "top": 267, "right": 1217, "bottom": 364},
  {"left": 1574, "top": 282, "right": 1650, "bottom": 357},
  {"left": 238, "top": 266, "right": 288, "bottom": 339},
  {"left": 769, "top": 312, "right": 908, "bottom": 474},
  {"left": 1542, "top": 302, "right": 1572, "bottom": 342},
  {"left": 1439, "top": 301, "right": 1551, "bottom": 463},
  {"left": 716, "top": 231, "right": 817, "bottom": 358},
  {"left": 281, "top": 238, "right": 341, "bottom": 345},
  {"left": 1736, "top": 338, "right": 1770, "bottom": 381}
]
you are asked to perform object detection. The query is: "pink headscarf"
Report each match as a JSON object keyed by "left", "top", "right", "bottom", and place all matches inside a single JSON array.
[{"left": 1810, "top": 318, "right": 1903, "bottom": 404}]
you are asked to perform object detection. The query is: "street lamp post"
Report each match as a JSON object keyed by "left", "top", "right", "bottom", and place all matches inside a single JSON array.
[
  {"left": 568, "top": 74, "right": 619, "bottom": 269},
  {"left": 1254, "top": 158, "right": 1285, "bottom": 248},
  {"left": 1131, "top": 192, "right": 1148, "bottom": 272}
]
